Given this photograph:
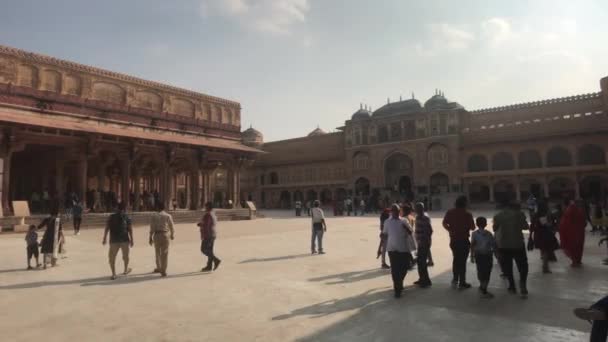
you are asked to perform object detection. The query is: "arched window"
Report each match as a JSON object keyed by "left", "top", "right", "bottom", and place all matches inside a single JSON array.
[
  {"left": 578, "top": 144, "right": 605, "bottom": 165},
  {"left": 467, "top": 154, "right": 488, "bottom": 172},
  {"left": 492, "top": 152, "right": 515, "bottom": 171},
  {"left": 269, "top": 172, "right": 279, "bottom": 185},
  {"left": 547, "top": 146, "right": 572, "bottom": 167},
  {"left": 378, "top": 126, "right": 389, "bottom": 143},
  {"left": 427, "top": 144, "right": 449, "bottom": 169},
  {"left": 353, "top": 152, "right": 371, "bottom": 170},
  {"left": 518, "top": 150, "right": 542, "bottom": 169}
]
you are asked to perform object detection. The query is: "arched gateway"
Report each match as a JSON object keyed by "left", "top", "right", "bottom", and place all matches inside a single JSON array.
[{"left": 384, "top": 152, "right": 414, "bottom": 197}]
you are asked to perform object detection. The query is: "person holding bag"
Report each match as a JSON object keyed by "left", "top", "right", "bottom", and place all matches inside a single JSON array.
[{"left": 311, "top": 200, "right": 327, "bottom": 254}]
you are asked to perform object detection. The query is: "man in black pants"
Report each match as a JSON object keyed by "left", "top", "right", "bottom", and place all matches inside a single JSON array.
[
  {"left": 382, "top": 204, "right": 415, "bottom": 298},
  {"left": 442, "top": 196, "right": 476, "bottom": 289},
  {"left": 493, "top": 200, "right": 529, "bottom": 297}
]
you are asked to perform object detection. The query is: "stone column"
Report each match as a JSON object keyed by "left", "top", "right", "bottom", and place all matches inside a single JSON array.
[
  {"left": 55, "top": 160, "right": 65, "bottom": 210},
  {"left": 574, "top": 177, "right": 580, "bottom": 200},
  {"left": 97, "top": 165, "right": 106, "bottom": 192},
  {"left": 543, "top": 176, "right": 549, "bottom": 198},
  {"left": 515, "top": 179, "right": 521, "bottom": 202},
  {"left": 190, "top": 169, "right": 201, "bottom": 210},
  {"left": 121, "top": 160, "right": 131, "bottom": 208},
  {"left": 77, "top": 157, "right": 88, "bottom": 208},
  {"left": 0, "top": 153, "right": 11, "bottom": 216},
  {"left": 133, "top": 168, "right": 141, "bottom": 211},
  {"left": 202, "top": 171, "right": 210, "bottom": 206},
  {"left": 488, "top": 179, "right": 495, "bottom": 202}
]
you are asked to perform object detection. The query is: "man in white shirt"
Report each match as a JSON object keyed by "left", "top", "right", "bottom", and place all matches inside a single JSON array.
[
  {"left": 382, "top": 204, "right": 415, "bottom": 298},
  {"left": 311, "top": 200, "right": 327, "bottom": 254}
]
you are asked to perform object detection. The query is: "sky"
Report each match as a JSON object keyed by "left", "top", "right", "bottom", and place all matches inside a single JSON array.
[{"left": 1, "top": 0, "right": 607, "bottom": 141}]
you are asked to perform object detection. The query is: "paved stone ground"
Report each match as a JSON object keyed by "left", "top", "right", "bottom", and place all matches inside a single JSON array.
[{"left": 0, "top": 210, "right": 605, "bottom": 342}]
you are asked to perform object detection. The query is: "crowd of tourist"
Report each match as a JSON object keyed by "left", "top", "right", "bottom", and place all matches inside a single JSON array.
[
  {"left": 23, "top": 200, "right": 222, "bottom": 280},
  {"left": 20, "top": 192, "right": 608, "bottom": 341}
]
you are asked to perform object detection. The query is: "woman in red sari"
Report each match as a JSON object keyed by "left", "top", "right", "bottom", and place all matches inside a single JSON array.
[{"left": 559, "top": 199, "right": 587, "bottom": 267}]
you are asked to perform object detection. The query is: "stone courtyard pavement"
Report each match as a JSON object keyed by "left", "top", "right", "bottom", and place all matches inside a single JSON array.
[{"left": 0, "top": 210, "right": 605, "bottom": 342}]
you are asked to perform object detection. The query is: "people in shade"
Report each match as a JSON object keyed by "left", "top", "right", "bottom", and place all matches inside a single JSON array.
[
  {"left": 493, "top": 200, "right": 529, "bottom": 298},
  {"left": 442, "top": 196, "right": 475, "bottom": 289},
  {"left": 470, "top": 216, "right": 495, "bottom": 298},
  {"left": 377, "top": 207, "right": 391, "bottom": 269},
  {"left": 413, "top": 202, "right": 432, "bottom": 288},
  {"left": 560, "top": 198, "right": 587, "bottom": 267},
  {"left": 529, "top": 201, "right": 560, "bottom": 274}
]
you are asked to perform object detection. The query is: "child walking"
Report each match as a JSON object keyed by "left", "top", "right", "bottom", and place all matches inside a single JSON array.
[
  {"left": 25, "top": 225, "right": 41, "bottom": 269},
  {"left": 471, "top": 216, "right": 496, "bottom": 298}
]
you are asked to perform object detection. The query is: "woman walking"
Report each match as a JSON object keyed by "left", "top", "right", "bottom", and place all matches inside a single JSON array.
[
  {"left": 530, "top": 202, "right": 559, "bottom": 273},
  {"left": 38, "top": 206, "right": 63, "bottom": 268},
  {"left": 560, "top": 199, "right": 587, "bottom": 267}
]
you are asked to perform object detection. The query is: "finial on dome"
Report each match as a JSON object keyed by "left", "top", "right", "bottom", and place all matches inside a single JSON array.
[
  {"left": 387, "top": 97, "right": 390, "bottom": 104},
  {"left": 412, "top": 92, "right": 415, "bottom": 99},
  {"left": 400, "top": 95, "right": 402, "bottom": 101},
  {"left": 360, "top": 103, "right": 362, "bottom": 109}
]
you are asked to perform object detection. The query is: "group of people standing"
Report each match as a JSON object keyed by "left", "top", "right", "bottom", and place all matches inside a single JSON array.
[
  {"left": 376, "top": 195, "right": 598, "bottom": 300},
  {"left": 24, "top": 201, "right": 222, "bottom": 280}
]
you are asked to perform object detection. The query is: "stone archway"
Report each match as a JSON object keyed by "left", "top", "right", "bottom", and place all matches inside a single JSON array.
[
  {"left": 493, "top": 180, "right": 516, "bottom": 203},
  {"left": 384, "top": 152, "right": 413, "bottom": 196},
  {"left": 279, "top": 190, "right": 291, "bottom": 209},
  {"left": 355, "top": 177, "right": 370, "bottom": 197},
  {"left": 579, "top": 175, "right": 608, "bottom": 201},
  {"left": 320, "top": 188, "right": 333, "bottom": 205},
  {"left": 469, "top": 181, "right": 490, "bottom": 203},
  {"left": 306, "top": 189, "right": 318, "bottom": 202},
  {"left": 548, "top": 177, "right": 575, "bottom": 200},
  {"left": 430, "top": 172, "right": 449, "bottom": 195}
]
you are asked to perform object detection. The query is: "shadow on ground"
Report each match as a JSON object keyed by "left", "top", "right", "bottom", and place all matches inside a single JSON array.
[
  {"left": 308, "top": 268, "right": 389, "bottom": 285},
  {"left": 0, "top": 271, "right": 208, "bottom": 290},
  {"left": 239, "top": 253, "right": 313, "bottom": 264},
  {"left": 272, "top": 265, "right": 590, "bottom": 342}
]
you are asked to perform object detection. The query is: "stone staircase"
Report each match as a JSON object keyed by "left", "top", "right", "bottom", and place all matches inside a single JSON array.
[{"left": 0, "top": 209, "right": 254, "bottom": 233}]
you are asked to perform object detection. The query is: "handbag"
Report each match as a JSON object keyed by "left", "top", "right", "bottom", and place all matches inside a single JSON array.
[{"left": 527, "top": 236, "right": 534, "bottom": 251}]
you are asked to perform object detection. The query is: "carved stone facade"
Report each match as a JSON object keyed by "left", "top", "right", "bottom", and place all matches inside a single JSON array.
[
  {"left": 243, "top": 80, "right": 608, "bottom": 210},
  {"left": 0, "top": 45, "right": 259, "bottom": 214}
]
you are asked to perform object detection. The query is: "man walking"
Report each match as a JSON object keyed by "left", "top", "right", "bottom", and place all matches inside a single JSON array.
[
  {"left": 383, "top": 204, "right": 415, "bottom": 298},
  {"left": 149, "top": 202, "right": 175, "bottom": 277},
  {"left": 493, "top": 200, "right": 530, "bottom": 297},
  {"left": 102, "top": 202, "right": 133, "bottom": 280},
  {"left": 414, "top": 202, "right": 433, "bottom": 288},
  {"left": 72, "top": 200, "right": 83, "bottom": 235},
  {"left": 442, "top": 196, "right": 475, "bottom": 289},
  {"left": 311, "top": 200, "right": 327, "bottom": 254},
  {"left": 199, "top": 202, "right": 221, "bottom": 272}
]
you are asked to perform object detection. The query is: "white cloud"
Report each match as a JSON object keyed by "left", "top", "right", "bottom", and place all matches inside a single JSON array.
[
  {"left": 481, "top": 18, "right": 512, "bottom": 47},
  {"left": 410, "top": 23, "right": 474, "bottom": 56},
  {"left": 200, "top": 0, "right": 310, "bottom": 35},
  {"left": 434, "top": 24, "right": 475, "bottom": 50}
]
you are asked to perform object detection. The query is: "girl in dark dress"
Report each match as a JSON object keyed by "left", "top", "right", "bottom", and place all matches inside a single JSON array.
[
  {"left": 38, "top": 207, "right": 63, "bottom": 269},
  {"left": 530, "top": 202, "right": 559, "bottom": 273}
]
